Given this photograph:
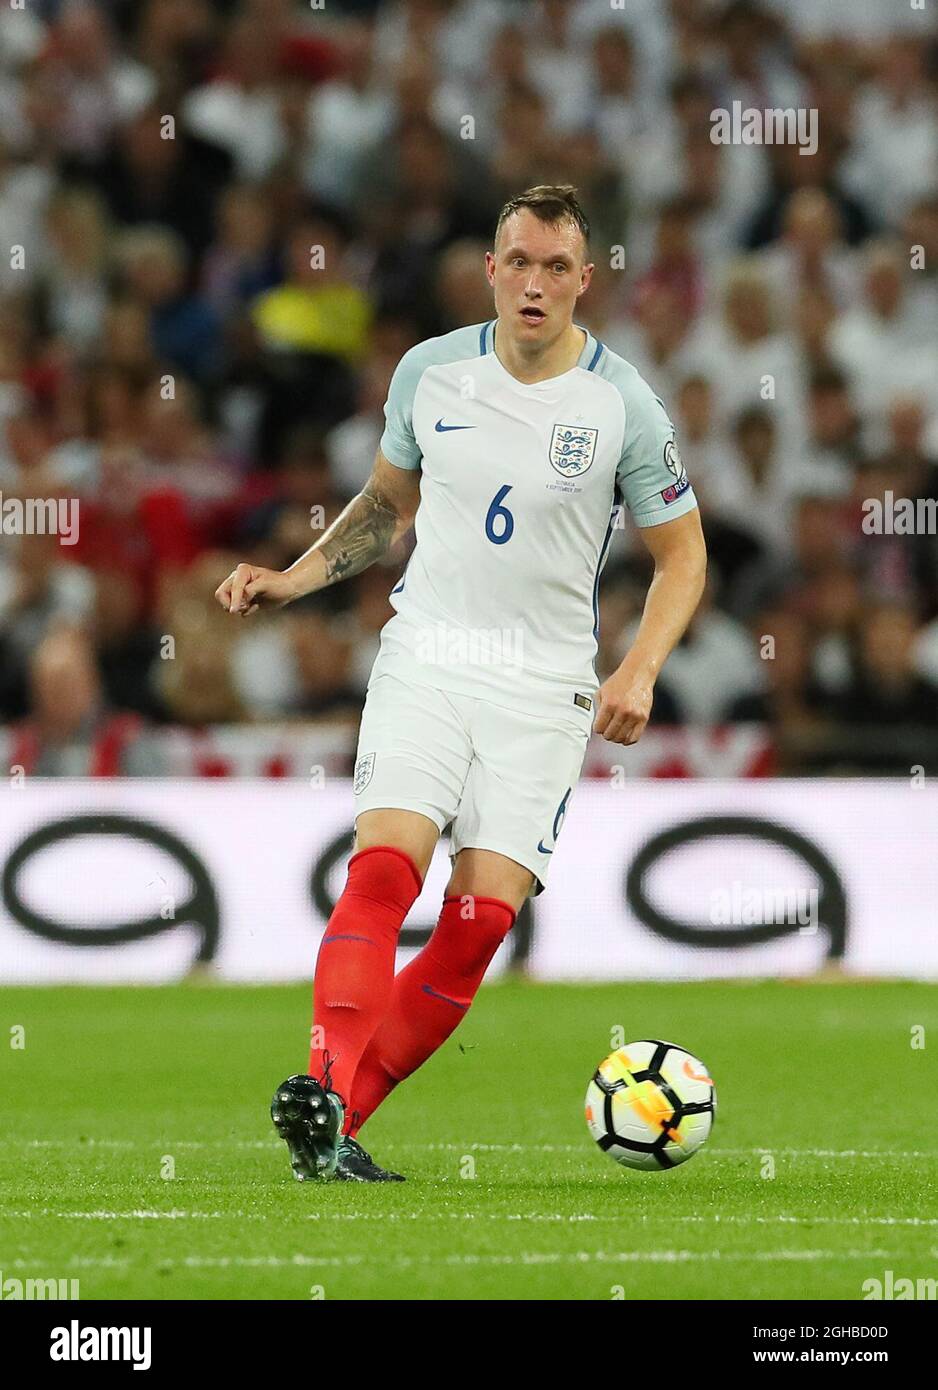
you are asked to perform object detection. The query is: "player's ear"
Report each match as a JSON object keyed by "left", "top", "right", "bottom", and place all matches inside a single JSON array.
[
  {"left": 484, "top": 250, "right": 497, "bottom": 287},
  {"left": 578, "top": 260, "right": 595, "bottom": 296}
]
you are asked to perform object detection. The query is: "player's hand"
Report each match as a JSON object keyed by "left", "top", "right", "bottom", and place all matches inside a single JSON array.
[
  {"left": 214, "top": 563, "right": 296, "bottom": 616},
  {"left": 593, "top": 663, "right": 654, "bottom": 745}
]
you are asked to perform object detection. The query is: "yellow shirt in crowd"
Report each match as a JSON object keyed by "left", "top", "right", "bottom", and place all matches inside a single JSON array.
[{"left": 252, "top": 283, "right": 372, "bottom": 363}]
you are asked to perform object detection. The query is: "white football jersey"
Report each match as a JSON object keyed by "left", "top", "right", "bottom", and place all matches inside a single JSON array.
[{"left": 372, "top": 321, "right": 698, "bottom": 722}]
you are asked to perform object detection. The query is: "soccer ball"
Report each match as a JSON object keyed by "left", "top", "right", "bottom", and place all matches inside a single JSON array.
[{"left": 585, "top": 1039, "right": 716, "bottom": 1171}]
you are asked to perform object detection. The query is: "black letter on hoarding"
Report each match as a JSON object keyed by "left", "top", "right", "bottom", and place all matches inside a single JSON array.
[
  {"left": 2, "top": 814, "right": 220, "bottom": 964},
  {"left": 625, "top": 814, "right": 847, "bottom": 960},
  {"left": 309, "top": 830, "right": 533, "bottom": 969}
]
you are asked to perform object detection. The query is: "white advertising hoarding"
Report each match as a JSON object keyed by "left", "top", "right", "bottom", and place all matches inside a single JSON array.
[{"left": 0, "top": 779, "right": 935, "bottom": 982}]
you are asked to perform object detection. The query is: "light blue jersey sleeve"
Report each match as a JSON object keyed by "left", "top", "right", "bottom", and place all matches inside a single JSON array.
[
  {"left": 380, "top": 324, "right": 487, "bottom": 471},
  {"left": 597, "top": 352, "right": 699, "bottom": 527},
  {"left": 380, "top": 344, "right": 426, "bottom": 470}
]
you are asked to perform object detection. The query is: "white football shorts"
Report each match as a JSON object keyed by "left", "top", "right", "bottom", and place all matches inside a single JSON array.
[{"left": 351, "top": 669, "right": 592, "bottom": 896}]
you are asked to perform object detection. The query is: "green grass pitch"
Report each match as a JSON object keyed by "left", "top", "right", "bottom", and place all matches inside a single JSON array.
[{"left": 1, "top": 980, "right": 936, "bottom": 1300}]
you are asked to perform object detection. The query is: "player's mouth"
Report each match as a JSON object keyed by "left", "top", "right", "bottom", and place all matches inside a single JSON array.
[{"left": 519, "top": 306, "right": 546, "bottom": 324}]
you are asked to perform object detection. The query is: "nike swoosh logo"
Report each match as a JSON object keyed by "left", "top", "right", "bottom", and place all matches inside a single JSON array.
[
  {"left": 537, "top": 840, "right": 553, "bottom": 855},
  {"left": 421, "top": 983, "right": 468, "bottom": 1010},
  {"left": 435, "top": 419, "right": 475, "bottom": 432},
  {"left": 683, "top": 1059, "right": 714, "bottom": 1086}
]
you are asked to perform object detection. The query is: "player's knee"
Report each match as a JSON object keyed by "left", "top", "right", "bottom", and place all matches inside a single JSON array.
[
  {"left": 354, "top": 809, "right": 439, "bottom": 879},
  {"left": 446, "top": 849, "right": 534, "bottom": 909},
  {"left": 346, "top": 844, "right": 423, "bottom": 907}
]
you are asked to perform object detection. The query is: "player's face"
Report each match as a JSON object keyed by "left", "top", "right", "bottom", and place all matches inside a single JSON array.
[{"left": 486, "top": 210, "right": 593, "bottom": 346}]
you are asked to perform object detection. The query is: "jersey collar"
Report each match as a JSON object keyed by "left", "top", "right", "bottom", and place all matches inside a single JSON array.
[{"left": 481, "top": 320, "right": 605, "bottom": 388}]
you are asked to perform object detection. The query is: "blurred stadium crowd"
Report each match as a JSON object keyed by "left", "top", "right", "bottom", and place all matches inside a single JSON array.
[{"left": 0, "top": 0, "right": 936, "bottom": 775}]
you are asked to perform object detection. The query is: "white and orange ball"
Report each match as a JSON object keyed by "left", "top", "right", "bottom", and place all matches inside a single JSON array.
[{"left": 585, "top": 1040, "right": 716, "bottom": 1171}]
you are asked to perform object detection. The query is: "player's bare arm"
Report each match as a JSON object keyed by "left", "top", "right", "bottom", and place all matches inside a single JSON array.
[
  {"left": 593, "top": 508, "right": 707, "bottom": 747},
  {"left": 214, "top": 448, "right": 421, "bottom": 616}
]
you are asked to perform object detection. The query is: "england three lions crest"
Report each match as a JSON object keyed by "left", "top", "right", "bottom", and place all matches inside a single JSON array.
[
  {"left": 353, "top": 752, "right": 375, "bottom": 794},
  {"left": 549, "top": 423, "right": 598, "bottom": 477}
]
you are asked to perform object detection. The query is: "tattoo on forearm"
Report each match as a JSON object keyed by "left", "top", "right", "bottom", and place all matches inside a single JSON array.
[{"left": 318, "top": 484, "right": 399, "bottom": 585}]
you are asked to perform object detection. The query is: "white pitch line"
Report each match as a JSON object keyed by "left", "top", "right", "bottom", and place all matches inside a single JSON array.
[
  {"left": 388, "top": 1144, "right": 926, "bottom": 1159},
  {"left": 1, "top": 1139, "right": 930, "bottom": 1159},
  {"left": 5, "top": 1139, "right": 138, "bottom": 1149},
  {"left": 4, "top": 1210, "right": 935, "bottom": 1229},
  {"left": 0, "top": 1139, "right": 272, "bottom": 1150},
  {"left": 0, "top": 1249, "right": 914, "bottom": 1275},
  {"left": 1, "top": 1209, "right": 242, "bottom": 1221},
  {"left": 108, "top": 1248, "right": 899, "bottom": 1270},
  {"left": 1, "top": 1256, "right": 131, "bottom": 1269},
  {"left": 717, "top": 1214, "right": 938, "bottom": 1228}
]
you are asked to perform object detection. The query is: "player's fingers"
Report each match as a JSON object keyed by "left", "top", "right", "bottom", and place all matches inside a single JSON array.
[
  {"left": 620, "top": 710, "right": 649, "bottom": 745},
  {"left": 604, "top": 705, "right": 646, "bottom": 745},
  {"left": 228, "top": 564, "right": 252, "bottom": 612},
  {"left": 593, "top": 698, "right": 612, "bottom": 736},
  {"left": 599, "top": 703, "right": 628, "bottom": 743},
  {"left": 214, "top": 574, "right": 235, "bottom": 609}
]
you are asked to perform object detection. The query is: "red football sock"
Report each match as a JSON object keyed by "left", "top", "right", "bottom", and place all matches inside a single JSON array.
[
  {"left": 309, "top": 845, "right": 423, "bottom": 1104},
  {"left": 346, "top": 894, "right": 516, "bottom": 1135}
]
